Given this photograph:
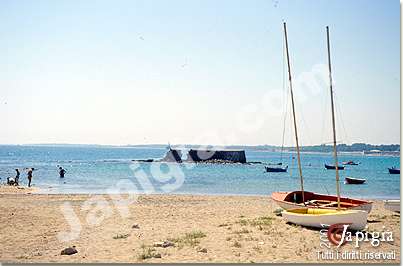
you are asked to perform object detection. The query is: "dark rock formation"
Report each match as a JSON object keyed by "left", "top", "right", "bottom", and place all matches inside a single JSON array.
[
  {"left": 187, "top": 149, "right": 246, "bottom": 163},
  {"left": 133, "top": 159, "right": 154, "bottom": 163},
  {"left": 161, "top": 148, "right": 182, "bottom": 162}
]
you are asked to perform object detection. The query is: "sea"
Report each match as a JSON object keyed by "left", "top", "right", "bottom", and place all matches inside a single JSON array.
[{"left": 0, "top": 145, "right": 400, "bottom": 199}]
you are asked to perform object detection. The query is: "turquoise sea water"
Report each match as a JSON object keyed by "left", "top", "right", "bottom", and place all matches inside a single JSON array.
[{"left": 0, "top": 145, "right": 400, "bottom": 199}]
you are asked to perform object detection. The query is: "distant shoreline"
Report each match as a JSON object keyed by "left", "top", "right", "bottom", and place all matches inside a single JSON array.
[{"left": 0, "top": 143, "right": 400, "bottom": 154}]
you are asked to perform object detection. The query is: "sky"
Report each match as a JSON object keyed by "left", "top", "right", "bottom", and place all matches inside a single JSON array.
[{"left": 0, "top": 0, "right": 400, "bottom": 146}]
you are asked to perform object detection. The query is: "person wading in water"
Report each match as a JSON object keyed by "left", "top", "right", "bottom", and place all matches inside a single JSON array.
[{"left": 59, "top": 167, "right": 66, "bottom": 178}]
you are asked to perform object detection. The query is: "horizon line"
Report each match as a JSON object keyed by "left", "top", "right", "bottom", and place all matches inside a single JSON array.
[{"left": 0, "top": 142, "right": 399, "bottom": 147}]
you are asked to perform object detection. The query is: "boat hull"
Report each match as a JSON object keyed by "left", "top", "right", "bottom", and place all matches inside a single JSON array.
[
  {"left": 345, "top": 177, "right": 366, "bottom": 184},
  {"left": 325, "top": 164, "right": 345, "bottom": 170},
  {"left": 272, "top": 191, "right": 373, "bottom": 213},
  {"left": 265, "top": 166, "right": 288, "bottom": 173},
  {"left": 388, "top": 168, "right": 400, "bottom": 174},
  {"left": 342, "top": 161, "right": 359, "bottom": 166},
  {"left": 282, "top": 208, "right": 368, "bottom": 231}
]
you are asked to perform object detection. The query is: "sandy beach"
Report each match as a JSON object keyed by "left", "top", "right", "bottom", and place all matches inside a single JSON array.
[{"left": 0, "top": 186, "right": 400, "bottom": 263}]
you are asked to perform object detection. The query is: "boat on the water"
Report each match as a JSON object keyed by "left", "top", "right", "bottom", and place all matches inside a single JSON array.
[
  {"left": 265, "top": 165, "right": 288, "bottom": 173},
  {"left": 388, "top": 167, "right": 400, "bottom": 174},
  {"left": 383, "top": 200, "right": 400, "bottom": 213},
  {"left": 325, "top": 164, "right": 345, "bottom": 170},
  {"left": 343, "top": 161, "right": 359, "bottom": 165},
  {"left": 345, "top": 177, "right": 366, "bottom": 185},
  {"left": 282, "top": 208, "right": 368, "bottom": 231},
  {"left": 272, "top": 190, "right": 372, "bottom": 213}
]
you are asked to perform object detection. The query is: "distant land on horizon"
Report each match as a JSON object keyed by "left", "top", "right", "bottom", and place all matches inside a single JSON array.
[{"left": 1, "top": 143, "right": 400, "bottom": 153}]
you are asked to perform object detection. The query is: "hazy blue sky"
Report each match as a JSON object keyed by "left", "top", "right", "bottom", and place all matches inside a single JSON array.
[{"left": 0, "top": 0, "right": 400, "bottom": 146}]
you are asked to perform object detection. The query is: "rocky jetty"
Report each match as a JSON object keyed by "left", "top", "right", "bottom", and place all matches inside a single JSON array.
[{"left": 187, "top": 149, "right": 246, "bottom": 163}]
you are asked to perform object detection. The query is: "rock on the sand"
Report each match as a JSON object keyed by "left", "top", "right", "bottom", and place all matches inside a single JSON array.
[
  {"left": 153, "top": 241, "right": 175, "bottom": 248},
  {"left": 61, "top": 247, "right": 78, "bottom": 255},
  {"left": 197, "top": 247, "right": 208, "bottom": 253},
  {"left": 273, "top": 208, "right": 283, "bottom": 216}
]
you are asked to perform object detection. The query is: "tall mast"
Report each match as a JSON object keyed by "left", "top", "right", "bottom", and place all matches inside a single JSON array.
[
  {"left": 326, "top": 26, "right": 341, "bottom": 210},
  {"left": 283, "top": 22, "right": 305, "bottom": 203}
]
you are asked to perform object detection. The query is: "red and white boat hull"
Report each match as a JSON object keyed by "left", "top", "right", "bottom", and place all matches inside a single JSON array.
[{"left": 272, "top": 191, "right": 373, "bottom": 213}]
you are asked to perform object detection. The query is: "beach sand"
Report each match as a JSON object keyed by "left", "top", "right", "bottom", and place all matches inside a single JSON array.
[
  {"left": 0, "top": 185, "right": 38, "bottom": 194},
  {"left": 0, "top": 186, "right": 400, "bottom": 263}
]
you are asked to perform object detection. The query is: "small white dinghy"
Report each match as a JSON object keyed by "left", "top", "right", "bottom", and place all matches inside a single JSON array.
[
  {"left": 282, "top": 208, "right": 368, "bottom": 231},
  {"left": 383, "top": 200, "right": 400, "bottom": 213}
]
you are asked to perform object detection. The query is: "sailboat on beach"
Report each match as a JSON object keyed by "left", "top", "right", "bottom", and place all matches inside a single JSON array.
[
  {"left": 271, "top": 23, "right": 372, "bottom": 217},
  {"left": 281, "top": 25, "right": 368, "bottom": 230}
]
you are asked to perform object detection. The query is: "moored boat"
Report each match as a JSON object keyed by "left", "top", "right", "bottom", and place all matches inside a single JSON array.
[
  {"left": 345, "top": 177, "right": 366, "bottom": 185},
  {"left": 388, "top": 167, "right": 400, "bottom": 174},
  {"left": 282, "top": 208, "right": 368, "bottom": 231},
  {"left": 342, "top": 161, "right": 359, "bottom": 165},
  {"left": 325, "top": 164, "right": 345, "bottom": 170},
  {"left": 383, "top": 200, "right": 400, "bottom": 213},
  {"left": 272, "top": 190, "right": 373, "bottom": 213},
  {"left": 265, "top": 165, "right": 288, "bottom": 173}
]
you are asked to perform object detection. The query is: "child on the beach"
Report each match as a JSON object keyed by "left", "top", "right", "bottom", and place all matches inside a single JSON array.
[{"left": 6, "top": 169, "right": 20, "bottom": 186}]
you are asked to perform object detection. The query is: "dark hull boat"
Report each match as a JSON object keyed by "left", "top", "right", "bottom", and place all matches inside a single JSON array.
[
  {"left": 324, "top": 164, "right": 345, "bottom": 170},
  {"left": 345, "top": 177, "right": 366, "bottom": 184},
  {"left": 343, "top": 161, "right": 359, "bottom": 165},
  {"left": 265, "top": 165, "right": 288, "bottom": 173},
  {"left": 388, "top": 168, "right": 400, "bottom": 174}
]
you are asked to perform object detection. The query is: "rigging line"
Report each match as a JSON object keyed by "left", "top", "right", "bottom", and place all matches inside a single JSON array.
[
  {"left": 291, "top": 97, "right": 313, "bottom": 147},
  {"left": 280, "top": 32, "right": 289, "bottom": 163},
  {"left": 298, "top": 108, "right": 314, "bottom": 146},
  {"left": 321, "top": 184, "right": 330, "bottom": 195},
  {"left": 280, "top": 88, "right": 290, "bottom": 162},
  {"left": 280, "top": 91, "right": 289, "bottom": 162},
  {"left": 320, "top": 84, "right": 330, "bottom": 147},
  {"left": 289, "top": 152, "right": 295, "bottom": 177},
  {"left": 333, "top": 92, "right": 350, "bottom": 144}
]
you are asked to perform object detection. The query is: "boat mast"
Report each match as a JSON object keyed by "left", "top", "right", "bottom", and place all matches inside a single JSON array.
[
  {"left": 283, "top": 22, "right": 305, "bottom": 204},
  {"left": 326, "top": 26, "right": 341, "bottom": 210}
]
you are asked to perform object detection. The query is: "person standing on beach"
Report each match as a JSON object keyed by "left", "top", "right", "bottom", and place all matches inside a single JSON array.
[
  {"left": 15, "top": 169, "right": 20, "bottom": 185},
  {"left": 27, "top": 168, "right": 34, "bottom": 187},
  {"left": 59, "top": 167, "right": 66, "bottom": 178}
]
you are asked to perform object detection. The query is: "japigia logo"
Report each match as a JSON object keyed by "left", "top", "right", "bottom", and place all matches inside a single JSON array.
[{"left": 320, "top": 223, "right": 394, "bottom": 248}]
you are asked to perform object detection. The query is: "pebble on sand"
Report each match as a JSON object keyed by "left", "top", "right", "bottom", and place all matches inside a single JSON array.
[
  {"left": 197, "top": 247, "right": 208, "bottom": 253},
  {"left": 61, "top": 246, "right": 78, "bottom": 255}
]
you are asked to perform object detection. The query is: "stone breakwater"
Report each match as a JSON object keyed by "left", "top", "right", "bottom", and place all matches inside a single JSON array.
[{"left": 133, "top": 149, "right": 251, "bottom": 164}]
